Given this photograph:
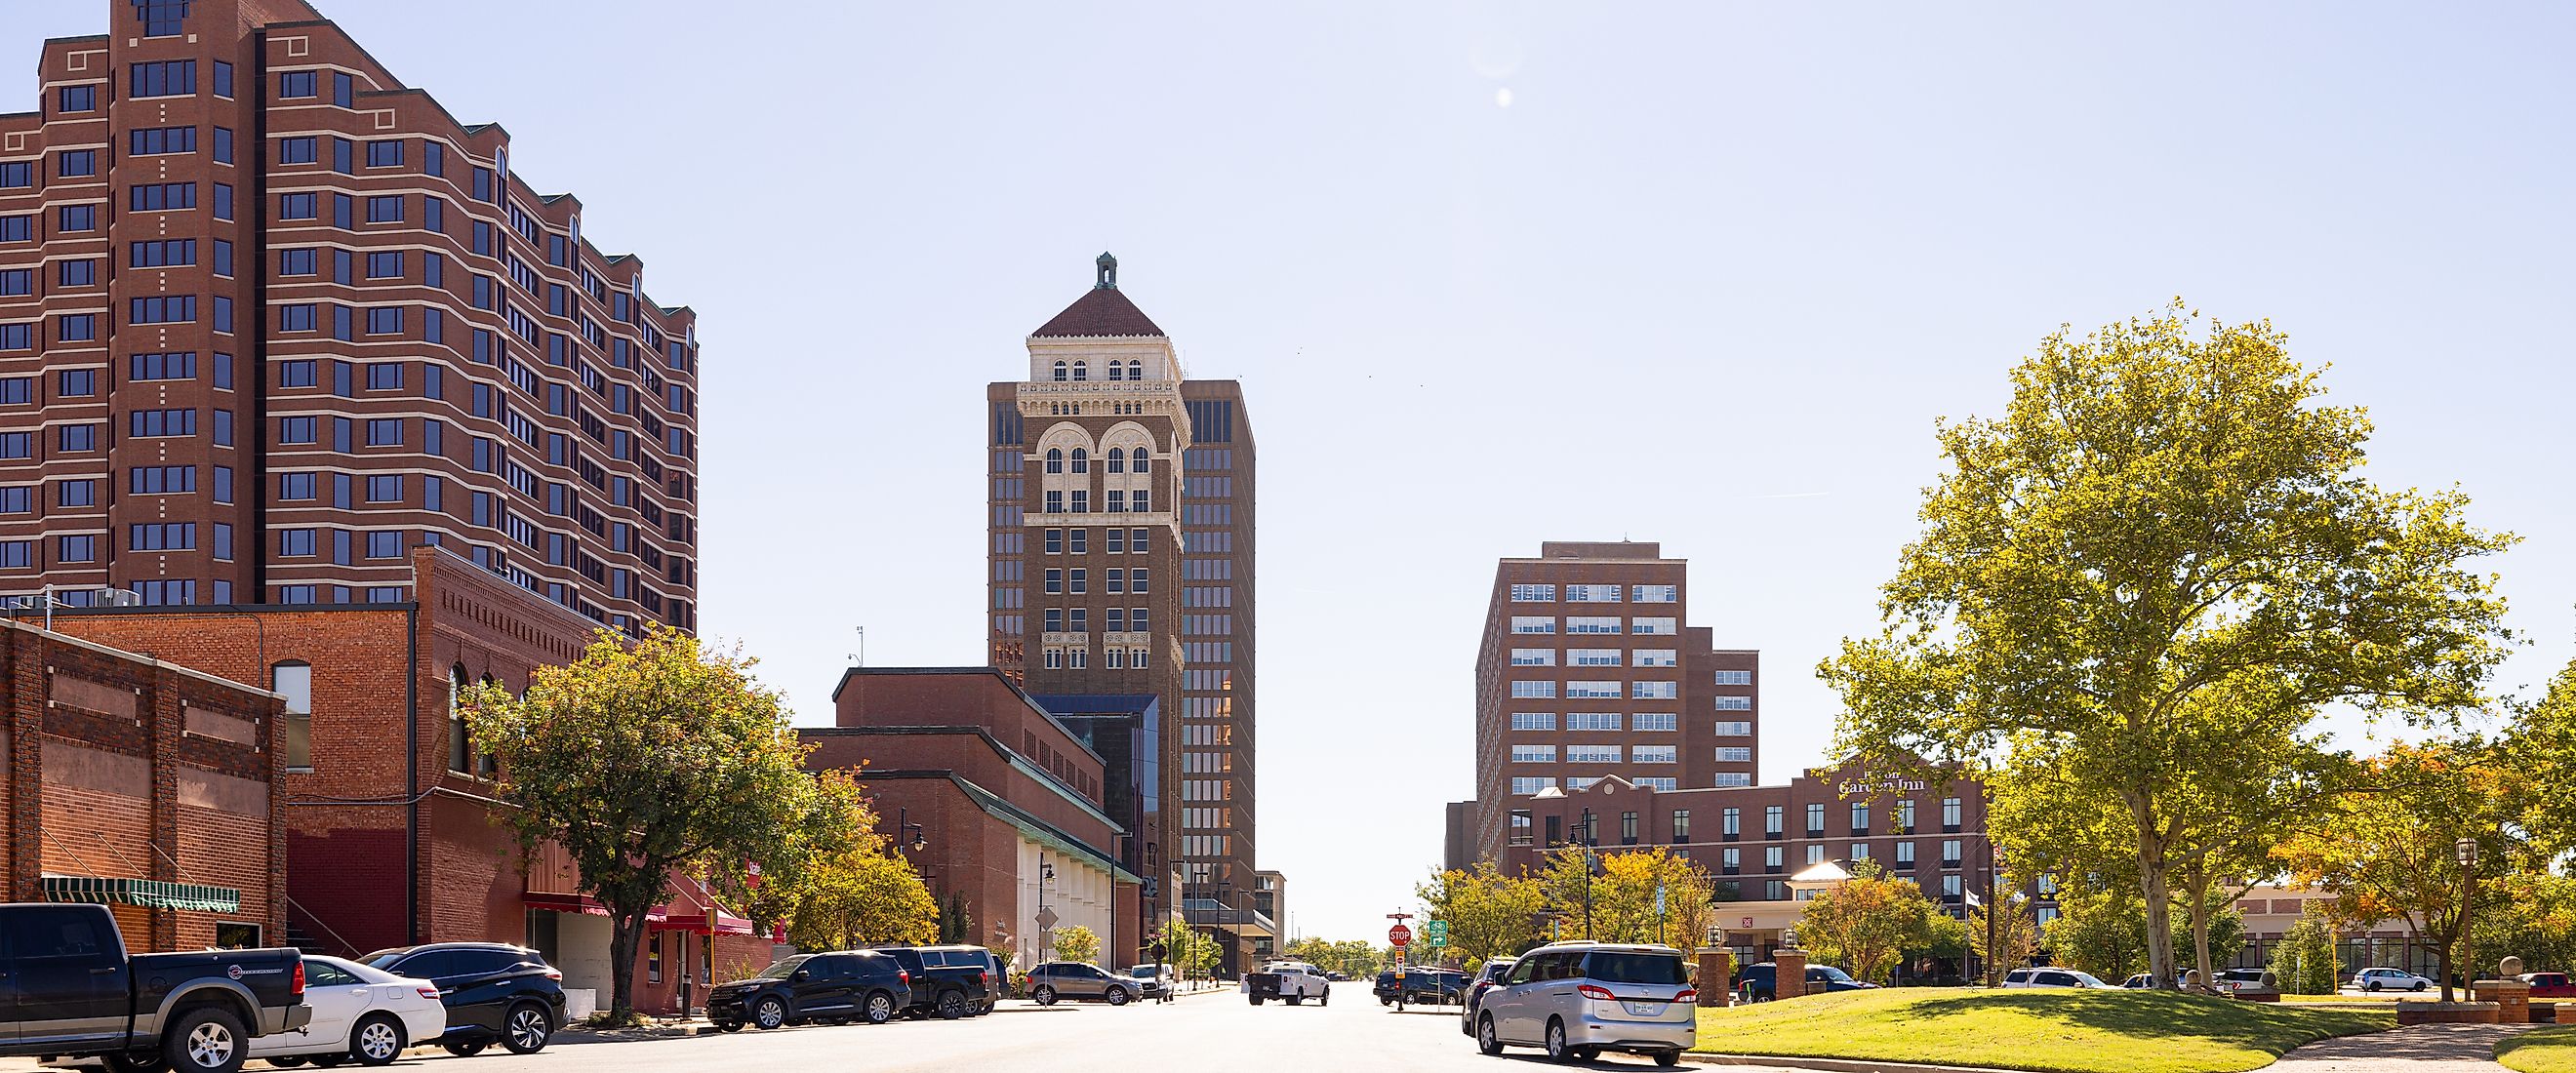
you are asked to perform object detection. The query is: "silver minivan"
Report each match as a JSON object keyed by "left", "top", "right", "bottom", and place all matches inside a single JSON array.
[{"left": 1473, "top": 942, "right": 1695, "bottom": 1065}]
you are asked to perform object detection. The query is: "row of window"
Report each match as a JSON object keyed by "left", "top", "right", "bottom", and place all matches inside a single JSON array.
[
  {"left": 1048, "top": 358, "right": 1146, "bottom": 381},
  {"left": 1040, "top": 446, "right": 1152, "bottom": 474},
  {"left": 1039, "top": 646, "right": 1150, "bottom": 670},
  {"left": 1037, "top": 527, "right": 1152, "bottom": 554},
  {"left": 1509, "top": 616, "right": 1678, "bottom": 635},
  {"left": 1038, "top": 608, "right": 1152, "bottom": 633},
  {"left": 1508, "top": 680, "right": 1682, "bottom": 699},
  {"left": 1507, "top": 583, "right": 1679, "bottom": 603},
  {"left": 1509, "top": 648, "right": 1684, "bottom": 667},
  {"left": 1509, "top": 744, "right": 1681, "bottom": 764},
  {"left": 1039, "top": 489, "right": 1153, "bottom": 514},
  {"left": 1041, "top": 568, "right": 1148, "bottom": 594}
]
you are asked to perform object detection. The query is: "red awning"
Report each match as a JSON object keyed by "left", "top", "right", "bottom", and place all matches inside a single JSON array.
[
  {"left": 524, "top": 893, "right": 666, "bottom": 922},
  {"left": 651, "top": 875, "right": 755, "bottom": 935}
]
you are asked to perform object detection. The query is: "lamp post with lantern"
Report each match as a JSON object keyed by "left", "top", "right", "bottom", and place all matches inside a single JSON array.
[{"left": 2455, "top": 837, "right": 2477, "bottom": 1001}]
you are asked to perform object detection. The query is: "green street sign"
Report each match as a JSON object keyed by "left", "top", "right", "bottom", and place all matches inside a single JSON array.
[{"left": 1426, "top": 921, "right": 1449, "bottom": 946}]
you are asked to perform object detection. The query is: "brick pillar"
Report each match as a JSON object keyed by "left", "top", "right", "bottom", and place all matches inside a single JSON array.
[
  {"left": 1774, "top": 948, "right": 1808, "bottom": 1000},
  {"left": 148, "top": 666, "right": 181, "bottom": 951},
  {"left": 2475, "top": 979, "right": 2530, "bottom": 1025},
  {"left": 8, "top": 630, "right": 40, "bottom": 902},
  {"left": 1698, "top": 949, "right": 1734, "bottom": 1007}
]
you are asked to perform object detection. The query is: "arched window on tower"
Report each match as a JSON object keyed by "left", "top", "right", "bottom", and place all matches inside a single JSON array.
[
  {"left": 1132, "top": 447, "right": 1151, "bottom": 474},
  {"left": 1052, "top": 360, "right": 1067, "bottom": 382},
  {"left": 1045, "top": 448, "right": 1064, "bottom": 474},
  {"left": 1072, "top": 361, "right": 1088, "bottom": 381},
  {"left": 1127, "top": 360, "right": 1143, "bottom": 380},
  {"left": 1107, "top": 362, "right": 1125, "bottom": 381},
  {"left": 1107, "top": 448, "right": 1126, "bottom": 474},
  {"left": 1070, "top": 448, "right": 1089, "bottom": 474},
  {"left": 449, "top": 665, "right": 472, "bottom": 774}
]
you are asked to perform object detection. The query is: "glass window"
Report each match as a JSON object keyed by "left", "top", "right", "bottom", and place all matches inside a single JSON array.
[{"left": 274, "top": 663, "right": 313, "bottom": 771}]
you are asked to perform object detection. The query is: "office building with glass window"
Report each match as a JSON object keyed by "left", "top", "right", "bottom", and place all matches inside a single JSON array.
[
  {"left": 985, "top": 255, "right": 1271, "bottom": 973},
  {"left": 1470, "top": 540, "right": 1760, "bottom": 865},
  {"left": 0, "top": 0, "right": 698, "bottom": 627}
]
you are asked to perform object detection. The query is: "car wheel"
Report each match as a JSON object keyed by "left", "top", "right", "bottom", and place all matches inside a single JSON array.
[
  {"left": 1033, "top": 985, "right": 1058, "bottom": 1006},
  {"left": 1320, "top": 989, "right": 1330, "bottom": 1007},
  {"left": 103, "top": 1053, "right": 170, "bottom": 1073},
  {"left": 502, "top": 1003, "right": 553, "bottom": 1054},
  {"left": 1477, "top": 1013, "right": 1505, "bottom": 1055},
  {"left": 753, "top": 996, "right": 788, "bottom": 1030},
  {"left": 1655, "top": 1051, "right": 1682, "bottom": 1068},
  {"left": 2366, "top": 981, "right": 2381, "bottom": 992},
  {"left": 165, "top": 1005, "right": 249, "bottom": 1073},
  {"left": 1250, "top": 994, "right": 1265, "bottom": 1006},
  {"left": 1107, "top": 986, "right": 1131, "bottom": 1007},
  {"left": 349, "top": 1013, "right": 407, "bottom": 1066},
  {"left": 1545, "top": 1017, "right": 1573, "bottom": 1063},
  {"left": 864, "top": 991, "right": 897, "bottom": 1024},
  {"left": 1574, "top": 1048, "right": 1601, "bottom": 1061},
  {"left": 714, "top": 1020, "right": 744, "bottom": 1033},
  {"left": 938, "top": 990, "right": 969, "bottom": 1020},
  {"left": 440, "top": 1040, "right": 488, "bottom": 1058}
]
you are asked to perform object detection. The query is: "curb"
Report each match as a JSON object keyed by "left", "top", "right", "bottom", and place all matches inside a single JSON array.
[{"left": 1683, "top": 1054, "right": 2019, "bottom": 1073}]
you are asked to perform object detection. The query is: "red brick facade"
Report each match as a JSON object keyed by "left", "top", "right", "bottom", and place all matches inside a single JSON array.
[
  {"left": 804, "top": 668, "right": 1141, "bottom": 970},
  {"left": 1, "top": 615, "right": 284, "bottom": 950},
  {"left": 0, "top": 0, "right": 700, "bottom": 627},
  {"left": 46, "top": 546, "right": 758, "bottom": 1013}
]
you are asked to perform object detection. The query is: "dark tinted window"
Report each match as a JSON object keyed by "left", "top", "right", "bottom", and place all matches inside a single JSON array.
[
  {"left": 307, "top": 960, "right": 360, "bottom": 985},
  {"left": 1586, "top": 952, "right": 1688, "bottom": 985},
  {"left": 754, "top": 955, "right": 812, "bottom": 979},
  {"left": 880, "top": 949, "right": 925, "bottom": 973},
  {"left": 11, "top": 908, "right": 109, "bottom": 959},
  {"left": 391, "top": 951, "right": 462, "bottom": 979},
  {"left": 457, "top": 948, "right": 529, "bottom": 974}
]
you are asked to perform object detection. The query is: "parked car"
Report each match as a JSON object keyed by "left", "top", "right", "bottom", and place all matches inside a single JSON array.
[
  {"left": 1325, "top": 971, "right": 1350, "bottom": 982},
  {"left": 1472, "top": 941, "right": 1695, "bottom": 1067},
  {"left": 2351, "top": 967, "right": 2434, "bottom": 992},
  {"left": 1736, "top": 962, "right": 1878, "bottom": 1002},
  {"left": 871, "top": 945, "right": 996, "bottom": 1020},
  {"left": 359, "top": 941, "right": 566, "bottom": 1056},
  {"left": 2518, "top": 973, "right": 2576, "bottom": 999},
  {"left": 1125, "top": 963, "right": 1176, "bottom": 998},
  {"left": 1026, "top": 962, "right": 1139, "bottom": 1006},
  {"left": 1244, "top": 960, "right": 1330, "bottom": 1006},
  {"left": 256, "top": 955, "right": 446, "bottom": 1068},
  {"left": 1460, "top": 957, "right": 1519, "bottom": 1036},
  {"left": 1375, "top": 967, "right": 1467, "bottom": 1006},
  {"left": 0, "top": 901, "right": 310, "bottom": 1073},
  {"left": 2120, "top": 974, "right": 2190, "bottom": 989},
  {"left": 704, "top": 951, "right": 912, "bottom": 1030},
  {"left": 2001, "top": 968, "right": 2117, "bottom": 989}
]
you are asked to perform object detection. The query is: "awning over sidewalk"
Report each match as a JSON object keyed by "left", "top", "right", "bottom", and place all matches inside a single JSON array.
[
  {"left": 523, "top": 892, "right": 667, "bottom": 923},
  {"left": 43, "top": 875, "right": 240, "bottom": 914}
]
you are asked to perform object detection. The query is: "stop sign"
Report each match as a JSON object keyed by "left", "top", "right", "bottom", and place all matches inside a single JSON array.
[{"left": 1388, "top": 924, "right": 1413, "bottom": 946}]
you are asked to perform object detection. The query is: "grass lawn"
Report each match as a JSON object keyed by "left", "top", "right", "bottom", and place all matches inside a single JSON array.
[
  {"left": 1693, "top": 987, "right": 2394, "bottom": 1073},
  {"left": 2498, "top": 1025, "right": 2576, "bottom": 1073}
]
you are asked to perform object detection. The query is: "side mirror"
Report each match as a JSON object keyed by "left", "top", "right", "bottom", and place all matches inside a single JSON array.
[{"left": 790, "top": 970, "right": 810, "bottom": 982}]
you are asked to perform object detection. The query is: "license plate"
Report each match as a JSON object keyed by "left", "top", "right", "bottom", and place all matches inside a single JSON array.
[{"left": 1622, "top": 1000, "right": 1668, "bottom": 1016}]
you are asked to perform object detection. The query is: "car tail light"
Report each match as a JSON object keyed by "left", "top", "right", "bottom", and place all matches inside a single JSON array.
[
  {"left": 1578, "top": 984, "right": 1616, "bottom": 1002},
  {"left": 1673, "top": 989, "right": 1697, "bottom": 1004},
  {"left": 419, "top": 987, "right": 441, "bottom": 1001},
  {"left": 291, "top": 961, "right": 305, "bottom": 997},
  {"left": 544, "top": 970, "right": 563, "bottom": 981},
  {"left": 899, "top": 970, "right": 910, "bottom": 986}
]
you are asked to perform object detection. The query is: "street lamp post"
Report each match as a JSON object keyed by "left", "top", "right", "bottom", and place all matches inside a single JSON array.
[
  {"left": 2456, "top": 838, "right": 2478, "bottom": 1000},
  {"left": 1577, "top": 812, "right": 1600, "bottom": 940},
  {"left": 1038, "top": 860, "right": 1057, "bottom": 962}
]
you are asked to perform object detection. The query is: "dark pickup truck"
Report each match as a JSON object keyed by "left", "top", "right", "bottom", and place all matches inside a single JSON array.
[{"left": 0, "top": 902, "right": 308, "bottom": 1073}]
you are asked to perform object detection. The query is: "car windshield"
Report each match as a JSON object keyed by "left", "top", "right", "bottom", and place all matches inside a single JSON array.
[
  {"left": 1588, "top": 953, "right": 1688, "bottom": 985},
  {"left": 1130, "top": 967, "right": 1156, "bottom": 977},
  {"left": 2068, "top": 971, "right": 2108, "bottom": 987},
  {"left": 754, "top": 955, "right": 814, "bottom": 979}
]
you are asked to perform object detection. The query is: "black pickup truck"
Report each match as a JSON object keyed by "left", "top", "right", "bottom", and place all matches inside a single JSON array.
[{"left": 0, "top": 902, "right": 308, "bottom": 1073}]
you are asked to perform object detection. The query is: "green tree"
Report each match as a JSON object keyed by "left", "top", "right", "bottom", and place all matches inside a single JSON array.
[
  {"left": 1822, "top": 302, "right": 2515, "bottom": 989},
  {"left": 1911, "top": 911, "right": 1971, "bottom": 971},
  {"left": 1417, "top": 862, "right": 1546, "bottom": 965},
  {"left": 2044, "top": 886, "right": 2153, "bottom": 982},
  {"left": 2271, "top": 909, "right": 2341, "bottom": 995},
  {"left": 463, "top": 625, "right": 820, "bottom": 1023},
  {"left": 1968, "top": 896, "right": 2040, "bottom": 981},
  {"left": 2472, "top": 870, "right": 2576, "bottom": 976},
  {"left": 1054, "top": 925, "right": 1102, "bottom": 965},
  {"left": 1537, "top": 846, "right": 1716, "bottom": 947},
  {"left": 937, "top": 892, "right": 976, "bottom": 945},
  {"left": 780, "top": 834, "right": 939, "bottom": 950},
  {"left": 2509, "top": 656, "right": 2576, "bottom": 858},
  {"left": 2276, "top": 740, "right": 2518, "bottom": 1000},
  {"left": 1795, "top": 860, "right": 1938, "bottom": 985}
]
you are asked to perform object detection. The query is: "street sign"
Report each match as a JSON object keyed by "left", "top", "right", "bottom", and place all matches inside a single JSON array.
[
  {"left": 1425, "top": 921, "right": 1448, "bottom": 946},
  {"left": 1035, "top": 906, "right": 1060, "bottom": 930},
  {"left": 1388, "top": 923, "right": 1413, "bottom": 946}
]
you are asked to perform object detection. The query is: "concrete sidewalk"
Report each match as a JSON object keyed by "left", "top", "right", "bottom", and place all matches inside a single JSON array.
[{"left": 2266, "top": 1023, "right": 2527, "bottom": 1071}]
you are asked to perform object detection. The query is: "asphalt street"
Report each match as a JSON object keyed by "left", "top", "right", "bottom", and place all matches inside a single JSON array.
[{"left": 144, "top": 987, "right": 1794, "bottom": 1073}]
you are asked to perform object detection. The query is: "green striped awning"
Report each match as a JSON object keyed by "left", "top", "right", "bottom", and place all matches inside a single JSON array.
[{"left": 42, "top": 875, "right": 241, "bottom": 914}]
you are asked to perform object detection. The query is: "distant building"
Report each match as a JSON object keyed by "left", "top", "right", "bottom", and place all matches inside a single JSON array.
[
  {"left": 802, "top": 667, "right": 1141, "bottom": 971},
  {"left": 1471, "top": 541, "right": 1759, "bottom": 865},
  {"left": 1444, "top": 801, "right": 1478, "bottom": 874}
]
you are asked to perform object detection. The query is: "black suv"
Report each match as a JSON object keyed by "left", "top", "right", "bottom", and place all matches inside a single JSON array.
[
  {"left": 360, "top": 942, "right": 565, "bottom": 1057},
  {"left": 1734, "top": 961, "right": 1876, "bottom": 1002},
  {"left": 868, "top": 946, "right": 997, "bottom": 1020},
  {"left": 1374, "top": 967, "right": 1466, "bottom": 1006},
  {"left": 706, "top": 951, "right": 913, "bottom": 1030}
]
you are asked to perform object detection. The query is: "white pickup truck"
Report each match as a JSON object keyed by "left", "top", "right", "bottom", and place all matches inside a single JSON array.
[{"left": 1242, "top": 961, "right": 1331, "bottom": 1006}]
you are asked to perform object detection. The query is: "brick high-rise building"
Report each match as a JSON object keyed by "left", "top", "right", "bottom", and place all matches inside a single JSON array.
[
  {"left": 985, "top": 255, "right": 1268, "bottom": 972},
  {"left": 0, "top": 0, "right": 699, "bottom": 626},
  {"left": 1470, "top": 540, "right": 1760, "bottom": 865}
]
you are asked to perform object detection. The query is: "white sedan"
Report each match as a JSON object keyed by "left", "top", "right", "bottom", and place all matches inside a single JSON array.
[{"left": 255, "top": 955, "right": 448, "bottom": 1067}]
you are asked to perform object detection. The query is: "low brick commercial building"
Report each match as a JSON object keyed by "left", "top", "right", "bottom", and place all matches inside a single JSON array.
[
  {"left": 803, "top": 667, "right": 1143, "bottom": 971},
  {"left": 0, "top": 616, "right": 285, "bottom": 950},
  {"left": 42, "top": 547, "right": 764, "bottom": 1013}
]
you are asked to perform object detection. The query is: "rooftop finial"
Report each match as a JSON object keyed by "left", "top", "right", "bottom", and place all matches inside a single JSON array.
[{"left": 1096, "top": 252, "right": 1118, "bottom": 290}]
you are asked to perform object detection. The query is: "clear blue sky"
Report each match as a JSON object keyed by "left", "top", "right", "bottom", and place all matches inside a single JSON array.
[{"left": 20, "top": 1, "right": 2571, "bottom": 945}]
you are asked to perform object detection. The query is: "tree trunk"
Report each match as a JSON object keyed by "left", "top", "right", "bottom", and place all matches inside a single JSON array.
[
  {"left": 608, "top": 912, "right": 644, "bottom": 1024},
  {"left": 2136, "top": 812, "right": 2177, "bottom": 990},
  {"left": 2185, "top": 870, "right": 2216, "bottom": 991}
]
